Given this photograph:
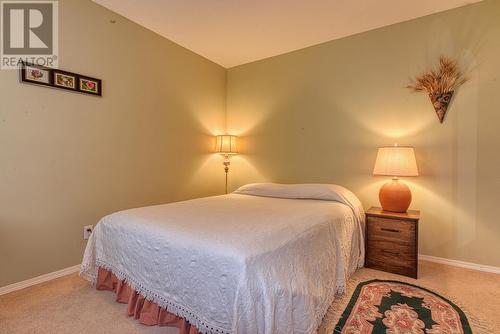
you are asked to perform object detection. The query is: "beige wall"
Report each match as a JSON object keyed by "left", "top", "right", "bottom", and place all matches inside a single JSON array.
[
  {"left": 0, "top": 0, "right": 227, "bottom": 286},
  {"left": 226, "top": 0, "right": 500, "bottom": 267}
]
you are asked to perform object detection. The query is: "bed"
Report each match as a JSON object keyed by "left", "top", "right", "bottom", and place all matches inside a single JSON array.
[{"left": 80, "top": 183, "right": 365, "bottom": 334}]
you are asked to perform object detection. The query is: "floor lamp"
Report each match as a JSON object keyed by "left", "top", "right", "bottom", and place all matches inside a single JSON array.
[{"left": 215, "top": 135, "right": 239, "bottom": 194}]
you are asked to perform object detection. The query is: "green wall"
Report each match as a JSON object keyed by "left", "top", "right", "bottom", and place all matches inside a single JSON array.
[{"left": 226, "top": 0, "right": 500, "bottom": 267}]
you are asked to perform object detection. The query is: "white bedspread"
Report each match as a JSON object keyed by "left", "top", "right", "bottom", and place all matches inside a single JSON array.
[{"left": 80, "top": 183, "right": 365, "bottom": 334}]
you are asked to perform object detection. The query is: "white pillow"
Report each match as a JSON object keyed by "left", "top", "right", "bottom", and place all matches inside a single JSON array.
[
  {"left": 236, "top": 182, "right": 362, "bottom": 213},
  {"left": 234, "top": 182, "right": 352, "bottom": 202}
]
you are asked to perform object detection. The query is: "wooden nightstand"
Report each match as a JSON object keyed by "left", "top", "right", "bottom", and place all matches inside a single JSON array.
[{"left": 365, "top": 207, "right": 420, "bottom": 279}]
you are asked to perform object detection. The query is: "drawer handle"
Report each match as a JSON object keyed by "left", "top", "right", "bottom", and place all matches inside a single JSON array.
[
  {"left": 380, "top": 228, "right": 400, "bottom": 233},
  {"left": 381, "top": 249, "right": 400, "bottom": 256}
]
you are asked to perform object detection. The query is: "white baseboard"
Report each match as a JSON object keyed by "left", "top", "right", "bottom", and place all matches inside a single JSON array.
[
  {"left": 419, "top": 254, "right": 500, "bottom": 275},
  {"left": 1, "top": 256, "right": 498, "bottom": 296},
  {"left": 0, "top": 264, "right": 81, "bottom": 296}
]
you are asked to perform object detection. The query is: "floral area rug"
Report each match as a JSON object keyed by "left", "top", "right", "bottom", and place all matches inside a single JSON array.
[{"left": 329, "top": 279, "right": 490, "bottom": 334}]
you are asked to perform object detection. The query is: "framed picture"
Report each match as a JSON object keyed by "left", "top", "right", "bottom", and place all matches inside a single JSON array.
[
  {"left": 21, "top": 62, "right": 52, "bottom": 86},
  {"left": 20, "top": 62, "right": 102, "bottom": 97},
  {"left": 79, "top": 76, "right": 102, "bottom": 96},
  {"left": 53, "top": 70, "right": 77, "bottom": 90}
]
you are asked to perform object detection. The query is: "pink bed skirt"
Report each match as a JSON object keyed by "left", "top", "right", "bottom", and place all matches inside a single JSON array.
[{"left": 96, "top": 267, "right": 201, "bottom": 334}]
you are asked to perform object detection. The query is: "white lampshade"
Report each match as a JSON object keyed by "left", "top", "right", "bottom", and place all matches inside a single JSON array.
[
  {"left": 215, "top": 135, "right": 238, "bottom": 154},
  {"left": 373, "top": 146, "right": 419, "bottom": 177}
]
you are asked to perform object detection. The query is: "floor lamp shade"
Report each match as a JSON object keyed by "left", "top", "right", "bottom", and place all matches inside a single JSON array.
[
  {"left": 373, "top": 146, "right": 419, "bottom": 212},
  {"left": 215, "top": 135, "right": 239, "bottom": 155}
]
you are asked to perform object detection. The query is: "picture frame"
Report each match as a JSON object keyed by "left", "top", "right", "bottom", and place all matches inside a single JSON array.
[
  {"left": 78, "top": 76, "right": 102, "bottom": 96},
  {"left": 53, "top": 70, "right": 78, "bottom": 91},
  {"left": 19, "top": 61, "right": 102, "bottom": 97},
  {"left": 20, "top": 62, "right": 53, "bottom": 87}
]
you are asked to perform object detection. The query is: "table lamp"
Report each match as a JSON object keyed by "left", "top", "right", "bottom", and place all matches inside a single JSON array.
[
  {"left": 373, "top": 145, "right": 419, "bottom": 212},
  {"left": 215, "top": 135, "right": 238, "bottom": 194}
]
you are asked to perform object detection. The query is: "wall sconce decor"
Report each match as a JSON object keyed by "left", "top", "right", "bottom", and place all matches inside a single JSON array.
[
  {"left": 215, "top": 135, "right": 239, "bottom": 194},
  {"left": 407, "top": 57, "right": 467, "bottom": 123}
]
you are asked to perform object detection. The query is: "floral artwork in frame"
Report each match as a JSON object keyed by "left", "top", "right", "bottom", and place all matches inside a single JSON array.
[
  {"left": 79, "top": 76, "right": 101, "bottom": 96},
  {"left": 53, "top": 71, "right": 77, "bottom": 90},
  {"left": 21, "top": 63, "right": 52, "bottom": 86}
]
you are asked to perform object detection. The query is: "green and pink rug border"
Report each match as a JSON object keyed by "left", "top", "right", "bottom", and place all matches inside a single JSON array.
[
  {"left": 321, "top": 276, "right": 493, "bottom": 334},
  {"left": 334, "top": 279, "right": 471, "bottom": 333}
]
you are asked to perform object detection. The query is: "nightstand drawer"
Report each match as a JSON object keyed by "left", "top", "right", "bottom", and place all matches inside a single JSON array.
[
  {"left": 366, "top": 240, "right": 417, "bottom": 277},
  {"left": 365, "top": 252, "right": 417, "bottom": 278},
  {"left": 366, "top": 240, "right": 416, "bottom": 259},
  {"left": 367, "top": 217, "right": 416, "bottom": 245}
]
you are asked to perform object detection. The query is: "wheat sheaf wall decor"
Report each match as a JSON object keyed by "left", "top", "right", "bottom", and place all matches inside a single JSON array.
[{"left": 407, "top": 57, "right": 468, "bottom": 123}]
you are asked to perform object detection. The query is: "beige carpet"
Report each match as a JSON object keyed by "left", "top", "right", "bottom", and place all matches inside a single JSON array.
[{"left": 1, "top": 261, "right": 499, "bottom": 334}]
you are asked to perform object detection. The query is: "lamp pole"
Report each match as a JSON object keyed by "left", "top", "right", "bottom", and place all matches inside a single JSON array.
[{"left": 223, "top": 154, "right": 230, "bottom": 194}]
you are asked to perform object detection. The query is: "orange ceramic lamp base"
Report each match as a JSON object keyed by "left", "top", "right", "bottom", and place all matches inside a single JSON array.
[{"left": 379, "top": 178, "right": 412, "bottom": 213}]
